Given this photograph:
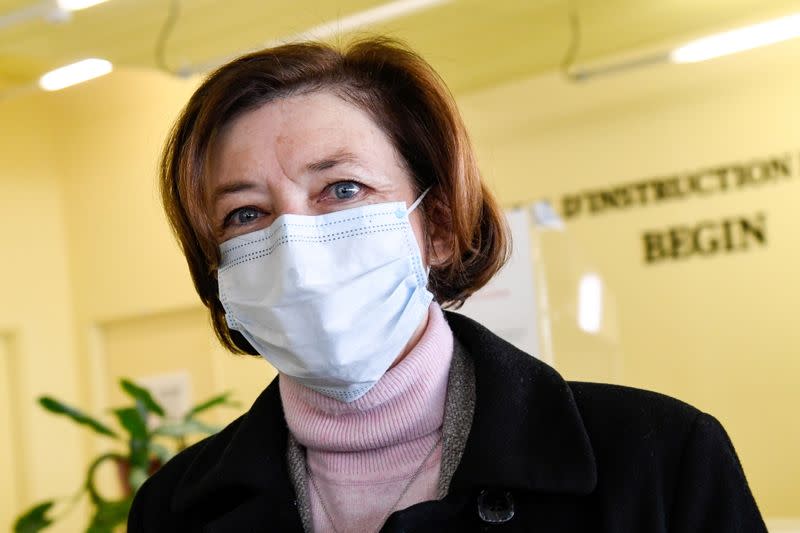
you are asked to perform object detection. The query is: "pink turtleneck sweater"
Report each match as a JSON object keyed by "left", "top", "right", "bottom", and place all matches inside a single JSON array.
[{"left": 279, "top": 303, "right": 454, "bottom": 533}]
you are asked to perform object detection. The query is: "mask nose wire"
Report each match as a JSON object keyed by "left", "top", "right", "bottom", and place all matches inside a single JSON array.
[{"left": 407, "top": 186, "right": 432, "bottom": 214}]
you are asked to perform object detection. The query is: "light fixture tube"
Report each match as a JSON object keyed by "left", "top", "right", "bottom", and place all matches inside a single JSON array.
[
  {"left": 671, "top": 13, "right": 800, "bottom": 63},
  {"left": 39, "top": 58, "right": 113, "bottom": 91},
  {"left": 183, "top": 0, "right": 451, "bottom": 76},
  {"left": 56, "top": 0, "right": 109, "bottom": 11},
  {"left": 578, "top": 273, "right": 603, "bottom": 334},
  {"left": 290, "top": 0, "right": 451, "bottom": 41}
]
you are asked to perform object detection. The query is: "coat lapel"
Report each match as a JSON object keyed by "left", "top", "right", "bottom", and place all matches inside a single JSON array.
[
  {"left": 170, "top": 380, "right": 303, "bottom": 531},
  {"left": 168, "top": 311, "right": 596, "bottom": 531},
  {"left": 444, "top": 311, "right": 597, "bottom": 495}
]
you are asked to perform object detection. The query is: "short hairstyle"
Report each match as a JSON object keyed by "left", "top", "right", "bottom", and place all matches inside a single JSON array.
[{"left": 160, "top": 37, "right": 510, "bottom": 355}]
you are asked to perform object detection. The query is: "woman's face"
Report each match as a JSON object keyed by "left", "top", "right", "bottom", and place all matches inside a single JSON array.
[{"left": 209, "top": 90, "right": 430, "bottom": 263}]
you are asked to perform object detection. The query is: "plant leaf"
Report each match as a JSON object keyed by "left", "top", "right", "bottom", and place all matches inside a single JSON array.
[
  {"left": 14, "top": 500, "right": 55, "bottom": 533},
  {"left": 128, "top": 466, "right": 149, "bottom": 493},
  {"left": 148, "top": 441, "right": 174, "bottom": 464},
  {"left": 112, "top": 408, "right": 149, "bottom": 468},
  {"left": 112, "top": 407, "right": 148, "bottom": 439},
  {"left": 187, "top": 391, "right": 238, "bottom": 417},
  {"left": 119, "top": 379, "right": 165, "bottom": 417},
  {"left": 154, "top": 419, "right": 221, "bottom": 438},
  {"left": 85, "top": 453, "right": 126, "bottom": 505},
  {"left": 38, "top": 397, "right": 118, "bottom": 439},
  {"left": 86, "top": 497, "right": 132, "bottom": 533}
]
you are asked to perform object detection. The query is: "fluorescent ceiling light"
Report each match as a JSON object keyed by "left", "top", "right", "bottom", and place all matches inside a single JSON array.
[
  {"left": 289, "top": 0, "right": 452, "bottom": 41},
  {"left": 671, "top": 13, "right": 800, "bottom": 63},
  {"left": 184, "top": 0, "right": 451, "bottom": 75},
  {"left": 578, "top": 273, "right": 603, "bottom": 334},
  {"left": 56, "top": 0, "right": 109, "bottom": 11},
  {"left": 39, "top": 58, "right": 113, "bottom": 91}
]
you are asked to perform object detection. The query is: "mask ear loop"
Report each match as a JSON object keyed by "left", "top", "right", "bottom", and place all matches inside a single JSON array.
[
  {"left": 407, "top": 186, "right": 432, "bottom": 214},
  {"left": 407, "top": 187, "right": 434, "bottom": 278}
]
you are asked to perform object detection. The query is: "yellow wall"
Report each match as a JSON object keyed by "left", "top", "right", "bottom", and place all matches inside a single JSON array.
[
  {"left": 0, "top": 70, "right": 276, "bottom": 529},
  {"left": 1, "top": 34, "right": 798, "bottom": 528},
  {"left": 0, "top": 94, "right": 84, "bottom": 532},
  {"left": 45, "top": 68, "right": 277, "bottom": 426},
  {"left": 459, "top": 38, "right": 800, "bottom": 516}
]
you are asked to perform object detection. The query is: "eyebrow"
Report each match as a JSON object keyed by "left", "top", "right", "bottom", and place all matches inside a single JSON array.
[
  {"left": 212, "top": 181, "right": 259, "bottom": 202},
  {"left": 305, "top": 150, "right": 360, "bottom": 173},
  {"left": 211, "top": 149, "right": 363, "bottom": 202}
]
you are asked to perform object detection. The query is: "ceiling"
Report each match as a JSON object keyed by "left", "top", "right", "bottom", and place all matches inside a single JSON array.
[{"left": 1, "top": 0, "right": 799, "bottom": 95}]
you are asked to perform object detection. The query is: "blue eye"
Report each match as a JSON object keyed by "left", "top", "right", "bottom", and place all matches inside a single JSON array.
[
  {"left": 227, "top": 207, "right": 263, "bottom": 227},
  {"left": 332, "top": 181, "right": 361, "bottom": 200}
]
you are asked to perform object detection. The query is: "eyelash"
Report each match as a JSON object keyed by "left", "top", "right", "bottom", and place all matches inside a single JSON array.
[
  {"left": 323, "top": 179, "right": 367, "bottom": 202},
  {"left": 221, "top": 180, "right": 369, "bottom": 229},
  {"left": 223, "top": 206, "right": 263, "bottom": 228}
]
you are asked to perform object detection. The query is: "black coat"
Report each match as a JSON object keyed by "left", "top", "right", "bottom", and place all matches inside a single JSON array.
[{"left": 128, "top": 312, "right": 766, "bottom": 532}]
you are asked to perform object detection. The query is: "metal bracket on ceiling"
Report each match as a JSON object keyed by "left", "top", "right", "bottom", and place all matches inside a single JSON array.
[
  {"left": 565, "top": 51, "right": 671, "bottom": 83},
  {"left": 560, "top": 0, "right": 669, "bottom": 82}
]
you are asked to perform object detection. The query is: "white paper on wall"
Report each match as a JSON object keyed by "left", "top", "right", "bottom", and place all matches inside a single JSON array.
[
  {"left": 137, "top": 371, "right": 193, "bottom": 427},
  {"left": 456, "top": 208, "right": 545, "bottom": 361}
]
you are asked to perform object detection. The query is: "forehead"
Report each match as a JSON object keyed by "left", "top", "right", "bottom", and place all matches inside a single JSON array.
[{"left": 212, "top": 90, "right": 398, "bottom": 173}]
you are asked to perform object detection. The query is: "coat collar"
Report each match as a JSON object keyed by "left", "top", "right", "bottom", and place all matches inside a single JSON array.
[
  {"left": 444, "top": 311, "right": 597, "bottom": 495},
  {"left": 170, "top": 380, "right": 301, "bottom": 529},
  {"left": 171, "top": 311, "right": 597, "bottom": 523}
]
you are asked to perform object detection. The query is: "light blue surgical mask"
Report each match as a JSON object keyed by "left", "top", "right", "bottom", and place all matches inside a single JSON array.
[{"left": 217, "top": 189, "right": 433, "bottom": 402}]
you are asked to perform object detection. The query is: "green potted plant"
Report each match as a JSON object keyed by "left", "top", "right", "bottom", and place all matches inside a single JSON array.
[{"left": 13, "top": 378, "right": 237, "bottom": 533}]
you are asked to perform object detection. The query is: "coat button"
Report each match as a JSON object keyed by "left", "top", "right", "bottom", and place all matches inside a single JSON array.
[{"left": 477, "top": 489, "right": 515, "bottom": 524}]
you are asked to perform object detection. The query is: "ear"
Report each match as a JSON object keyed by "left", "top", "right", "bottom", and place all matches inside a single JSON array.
[
  {"left": 424, "top": 199, "right": 454, "bottom": 268},
  {"left": 427, "top": 227, "right": 451, "bottom": 267}
]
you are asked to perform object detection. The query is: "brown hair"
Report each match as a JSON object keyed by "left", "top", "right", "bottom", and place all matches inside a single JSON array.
[{"left": 160, "top": 37, "right": 510, "bottom": 355}]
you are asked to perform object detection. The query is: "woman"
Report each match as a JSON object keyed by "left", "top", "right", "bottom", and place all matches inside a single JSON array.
[{"left": 128, "top": 38, "right": 766, "bottom": 532}]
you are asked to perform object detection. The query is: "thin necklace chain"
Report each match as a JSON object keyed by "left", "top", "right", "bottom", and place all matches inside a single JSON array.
[{"left": 307, "top": 435, "right": 442, "bottom": 533}]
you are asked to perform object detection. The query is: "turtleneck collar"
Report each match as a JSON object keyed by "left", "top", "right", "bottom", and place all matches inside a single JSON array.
[{"left": 279, "top": 303, "right": 454, "bottom": 476}]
